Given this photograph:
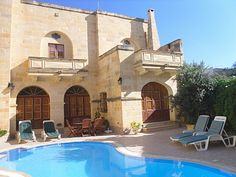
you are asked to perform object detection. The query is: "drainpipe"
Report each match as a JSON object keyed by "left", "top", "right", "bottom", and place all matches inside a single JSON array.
[{"left": 147, "top": 9, "right": 160, "bottom": 50}]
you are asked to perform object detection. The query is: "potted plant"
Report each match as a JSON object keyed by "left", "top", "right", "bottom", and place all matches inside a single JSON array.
[
  {"left": 130, "top": 121, "right": 140, "bottom": 134},
  {"left": 95, "top": 110, "right": 101, "bottom": 119}
]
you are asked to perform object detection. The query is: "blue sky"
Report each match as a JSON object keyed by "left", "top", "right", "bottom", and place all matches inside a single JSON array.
[{"left": 39, "top": 0, "right": 236, "bottom": 68}]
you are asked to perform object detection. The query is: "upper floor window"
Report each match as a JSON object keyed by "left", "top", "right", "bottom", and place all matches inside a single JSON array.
[
  {"left": 48, "top": 43, "right": 64, "bottom": 58},
  {"left": 122, "top": 39, "right": 131, "bottom": 46}
]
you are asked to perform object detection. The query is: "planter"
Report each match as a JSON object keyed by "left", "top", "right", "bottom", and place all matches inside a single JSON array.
[
  {"left": 186, "top": 124, "right": 195, "bottom": 130},
  {"left": 132, "top": 128, "right": 139, "bottom": 135}
]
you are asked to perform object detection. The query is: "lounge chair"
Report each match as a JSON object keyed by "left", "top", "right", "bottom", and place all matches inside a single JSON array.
[
  {"left": 179, "top": 116, "right": 236, "bottom": 151},
  {"left": 41, "top": 120, "right": 61, "bottom": 141},
  {"left": 91, "top": 118, "right": 104, "bottom": 136},
  {"left": 66, "top": 119, "right": 79, "bottom": 137},
  {"left": 16, "top": 120, "right": 36, "bottom": 144},
  {"left": 78, "top": 119, "right": 92, "bottom": 136},
  {"left": 170, "top": 115, "right": 210, "bottom": 141}
]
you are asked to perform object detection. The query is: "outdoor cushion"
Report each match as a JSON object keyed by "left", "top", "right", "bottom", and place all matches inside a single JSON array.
[
  {"left": 44, "top": 121, "right": 56, "bottom": 133},
  {"left": 46, "top": 132, "right": 59, "bottom": 138},
  {"left": 179, "top": 133, "right": 213, "bottom": 145},
  {"left": 21, "top": 132, "right": 33, "bottom": 140},
  {"left": 170, "top": 132, "right": 194, "bottom": 140},
  {"left": 20, "top": 122, "right": 33, "bottom": 134},
  {"left": 208, "top": 121, "right": 224, "bottom": 134},
  {"left": 194, "top": 115, "right": 209, "bottom": 131}
]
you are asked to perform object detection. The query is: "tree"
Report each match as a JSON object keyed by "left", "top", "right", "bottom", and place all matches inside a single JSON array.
[
  {"left": 172, "top": 62, "right": 215, "bottom": 124},
  {"left": 233, "top": 62, "right": 236, "bottom": 69}
]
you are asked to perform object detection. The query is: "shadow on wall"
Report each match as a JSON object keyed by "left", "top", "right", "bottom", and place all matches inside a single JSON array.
[{"left": 130, "top": 19, "right": 146, "bottom": 50}]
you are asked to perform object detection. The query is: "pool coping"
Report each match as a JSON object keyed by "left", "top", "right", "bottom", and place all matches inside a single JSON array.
[{"left": 0, "top": 137, "right": 236, "bottom": 176}]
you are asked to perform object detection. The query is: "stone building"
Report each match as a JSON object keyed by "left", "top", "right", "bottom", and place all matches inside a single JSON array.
[{"left": 0, "top": 0, "right": 183, "bottom": 136}]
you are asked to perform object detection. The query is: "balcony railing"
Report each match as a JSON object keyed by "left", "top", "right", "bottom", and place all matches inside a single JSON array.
[
  {"left": 135, "top": 50, "right": 183, "bottom": 69},
  {"left": 28, "top": 57, "right": 88, "bottom": 75}
]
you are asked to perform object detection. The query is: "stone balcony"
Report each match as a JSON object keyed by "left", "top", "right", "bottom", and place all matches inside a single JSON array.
[
  {"left": 134, "top": 50, "right": 183, "bottom": 75},
  {"left": 28, "top": 57, "right": 88, "bottom": 76}
]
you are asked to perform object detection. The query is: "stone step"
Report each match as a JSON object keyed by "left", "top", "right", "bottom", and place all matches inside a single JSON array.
[{"left": 142, "top": 121, "right": 179, "bottom": 132}]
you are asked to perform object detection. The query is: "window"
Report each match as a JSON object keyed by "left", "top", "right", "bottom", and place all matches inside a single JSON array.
[
  {"left": 48, "top": 43, "right": 64, "bottom": 58},
  {"left": 100, "top": 92, "right": 107, "bottom": 113}
]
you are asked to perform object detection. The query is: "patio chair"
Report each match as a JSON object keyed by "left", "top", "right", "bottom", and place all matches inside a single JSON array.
[
  {"left": 179, "top": 116, "right": 236, "bottom": 151},
  {"left": 91, "top": 118, "right": 104, "bottom": 136},
  {"left": 16, "top": 120, "right": 36, "bottom": 144},
  {"left": 170, "top": 115, "right": 210, "bottom": 142},
  {"left": 66, "top": 119, "right": 79, "bottom": 137},
  {"left": 41, "top": 120, "right": 61, "bottom": 141},
  {"left": 78, "top": 118, "right": 92, "bottom": 136}
]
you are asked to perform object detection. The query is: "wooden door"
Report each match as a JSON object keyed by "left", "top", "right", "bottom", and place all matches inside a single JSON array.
[{"left": 142, "top": 82, "right": 170, "bottom": 123}]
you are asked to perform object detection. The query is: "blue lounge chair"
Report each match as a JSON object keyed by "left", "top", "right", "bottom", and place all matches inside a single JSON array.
[
  {"left": 170, "top": 115, "right": 210, "bottom": 142},
  {"left": 179, "top": 116, "right": 236, "bottom": 151},
  {"left": 41, "top": 120, "right": 61, "bottom": 141},
  {"left": 17, "top": 120, "right": 36, "bottom": 144}
]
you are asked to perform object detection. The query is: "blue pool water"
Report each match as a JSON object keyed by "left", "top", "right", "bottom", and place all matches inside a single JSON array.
[{"left": 0, "top": 142, "right": 235, "bottom": 177}]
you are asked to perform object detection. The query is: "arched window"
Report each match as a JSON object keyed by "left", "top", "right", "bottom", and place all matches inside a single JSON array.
[
  {"left": 64, "top": 86, "right": 91, "bottom": 124},
  {"left": 16, "top": 86, "right": 50, "bottom": 129},
  {"left": 121, "top": 39, "right": 132, "bottom": 47},
  {"left": 40, "top": 31, "right": 73, "bottom": 59}
]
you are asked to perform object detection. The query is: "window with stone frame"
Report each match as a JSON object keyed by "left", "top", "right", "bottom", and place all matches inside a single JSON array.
[
  {"left": 100, "top": 92, "right": 107, "bottom": 113},
  {"left": 48, "top": 43, "right": 64, "bottom": 58}
]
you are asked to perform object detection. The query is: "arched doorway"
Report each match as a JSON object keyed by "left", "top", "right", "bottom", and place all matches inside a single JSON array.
[
  {"left": 142, "top": 82, "right": 170, "bottom": 123},
  {"left": 16, "top": 86, "right": 50, "bottom": 129},
  {"left": 64, "top": 86, "right": 91, "bottom": 124}
]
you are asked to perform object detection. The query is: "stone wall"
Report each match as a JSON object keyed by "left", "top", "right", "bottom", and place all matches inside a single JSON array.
[{"left": 0, "top": 0, "right": 12, "bottom": 130}]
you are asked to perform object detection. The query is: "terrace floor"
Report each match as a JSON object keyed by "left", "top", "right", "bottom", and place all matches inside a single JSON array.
[{"left": 0, "top": 128, "right": 236, "bottom": 174}]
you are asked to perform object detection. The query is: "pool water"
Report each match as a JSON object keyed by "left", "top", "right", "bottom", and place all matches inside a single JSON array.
[{"left": 0, "top": 142, "right": 235, "bottom": 177}]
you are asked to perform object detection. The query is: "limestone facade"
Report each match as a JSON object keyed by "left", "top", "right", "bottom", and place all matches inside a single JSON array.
[{"left": 0, "top": 0, "right": 184, "bottom": 135}]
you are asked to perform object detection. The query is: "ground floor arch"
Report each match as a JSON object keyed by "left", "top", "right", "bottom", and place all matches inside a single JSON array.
[
  {"left": 64, "top": 86, "right": 91, "bottom": 125},
  {"left": 16, "top": 86, "right": 50, "bottom": 129},
  {"left": 141, "top": 82, "right": 170, "bottom": 123}
]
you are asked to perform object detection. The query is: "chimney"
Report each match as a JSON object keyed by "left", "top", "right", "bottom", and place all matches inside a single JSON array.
[{"left": 147, "top": 9, "right": 160, "bottom": 50}]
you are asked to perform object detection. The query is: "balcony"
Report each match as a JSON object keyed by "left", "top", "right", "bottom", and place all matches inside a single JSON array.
[
  {"left": 28, "top": 57, "right": 88, "bottom": 76},
  {"left": 134, "top": 50, "right": 183, "bottom": 75}
]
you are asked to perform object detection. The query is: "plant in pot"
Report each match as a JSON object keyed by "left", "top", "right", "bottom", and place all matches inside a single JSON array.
[
  {"left": 95, "top": 110, "right": 101, "bottom": 119},
  {"left": 130, "top": 121, "right": 140, "bottom": 134}
]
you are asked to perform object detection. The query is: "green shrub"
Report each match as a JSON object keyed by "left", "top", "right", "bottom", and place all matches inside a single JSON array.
[
  {"left": 213, "top": 77, "right": 236, "bottom": 133},
  {"left": 0, "top": 130, "right": 7, "bottom": 137},
  {"left": 172, "top": 62, "right": 215, "bottom": 124}
]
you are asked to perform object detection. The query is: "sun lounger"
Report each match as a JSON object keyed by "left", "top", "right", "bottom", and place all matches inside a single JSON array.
[
  {"left": 41, "top": 120, "right": 61, "bottom": 141},
  {"left": 170, "top": 115, "right": 210, "bottom": 141},
  {"left": 16, "top": 120, "right": 36, "bottom": 144},
  {"left": 179, "top": 116, "right": 235, "bottom": 151}
]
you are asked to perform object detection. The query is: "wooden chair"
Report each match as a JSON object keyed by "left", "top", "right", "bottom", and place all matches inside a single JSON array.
[
  {"left": 91, "top": 118, "right": 104, "bottom": 136},
  {"left": 78, "top": 119, "right": 92, "bottom": 136},
  {"left": 66, "top": 119, "right": 79, "bottom": 137}
]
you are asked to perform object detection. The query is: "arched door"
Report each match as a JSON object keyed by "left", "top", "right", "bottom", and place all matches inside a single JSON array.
[
  {"left": 142, "top": 82, "right": 170, "bottom": 123},
  {"left": 64, "top": 86, "right": 91, "bottom": 124},
  {"left": 16, "top": 86, "right": 50, "bottom": 129}
]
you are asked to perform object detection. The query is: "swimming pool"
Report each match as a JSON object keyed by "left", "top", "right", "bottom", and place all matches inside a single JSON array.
[{"left": 0, "top": 142, "right": 235, "bottom": 177}]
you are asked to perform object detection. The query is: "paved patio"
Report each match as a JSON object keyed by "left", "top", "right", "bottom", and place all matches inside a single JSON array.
[{"left": 0, "top": 128, "right": 236, "bottom": 174}]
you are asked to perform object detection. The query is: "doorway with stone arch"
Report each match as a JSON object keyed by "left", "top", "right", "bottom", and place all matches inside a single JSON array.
[
  {"left": 64, "top": 86, "right": 91, "bottom": 125},
  {"left": 16, "top": 86, "right": 50, "bottom": 129},
  {"left": 141, "top": 82, "right": 170, "bottom": 123}
]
